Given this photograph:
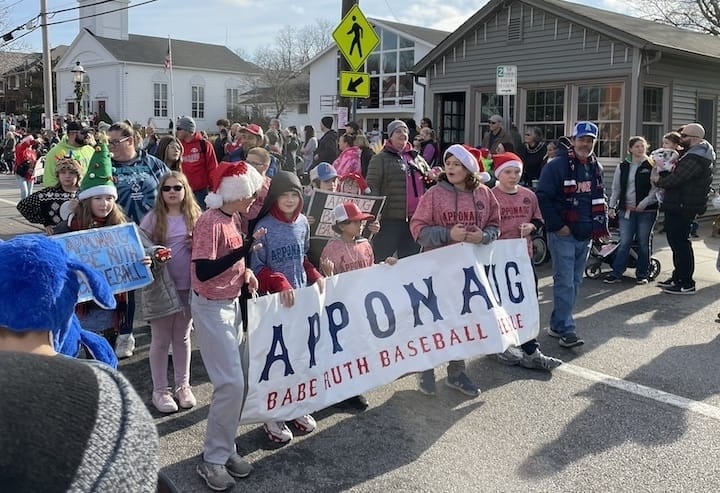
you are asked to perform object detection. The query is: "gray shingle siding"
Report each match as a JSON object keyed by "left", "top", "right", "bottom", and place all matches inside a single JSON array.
[{"left": 427, "top": 7, "right": 634, "bottom": 91}]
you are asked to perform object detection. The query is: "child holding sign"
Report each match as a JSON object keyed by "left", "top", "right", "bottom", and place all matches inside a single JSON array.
[
  {"left": 490, "top": 152, "right": 562, "bottom": 370},
  {"left": 252, "top": 170, "right": 325, "bottom": 443},
  {"left": 319, "top": 201, "right": 397, "bottom": 409},
  {"left": 140, "top": 171, "right": 202, "bottom": 413},
  {"left": 410, "top": 144, "right": 500, "bottom": 397},
  {"left": 57, "top": 142, "right": 150, "bottom": 353}
]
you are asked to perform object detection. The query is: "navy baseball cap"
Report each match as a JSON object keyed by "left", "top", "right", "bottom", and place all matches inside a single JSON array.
[{"left": 572, "top": 121, "right": 598, "bottom": 139}]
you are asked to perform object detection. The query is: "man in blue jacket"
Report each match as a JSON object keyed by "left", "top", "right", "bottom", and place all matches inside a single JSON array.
[{"left": 536, "top": 121, "right": 609, "bottom": 348}]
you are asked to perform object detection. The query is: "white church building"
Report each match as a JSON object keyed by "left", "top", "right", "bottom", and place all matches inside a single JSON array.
[{"left": 55, "top": 0, "right": 259, "bottom": 131}]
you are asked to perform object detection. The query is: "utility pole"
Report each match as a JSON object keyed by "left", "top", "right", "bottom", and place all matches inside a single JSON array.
[
  {"left": 339, "top": 0, "right": 358, "bottom": 126},
  {"left": 40, "top": 0, "right": 54, "bottom": 131}
]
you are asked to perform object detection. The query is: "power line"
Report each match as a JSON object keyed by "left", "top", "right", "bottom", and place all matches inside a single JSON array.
[{"left": 0, "top": 0, "right": 158, "bottom": 49}]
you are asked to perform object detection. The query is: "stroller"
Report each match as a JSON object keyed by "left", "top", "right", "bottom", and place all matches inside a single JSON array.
[{"left": 585, "top": 233, "right": 661, "bottom": 280}]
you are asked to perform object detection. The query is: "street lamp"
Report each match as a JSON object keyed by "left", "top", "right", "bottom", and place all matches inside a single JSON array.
[{"left": 71, "top": 61, "right": 85, "bottom": 118}]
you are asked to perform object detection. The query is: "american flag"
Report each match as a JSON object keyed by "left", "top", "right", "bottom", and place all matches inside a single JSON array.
[{"left": 163, "top": 46, "right": 172, "bottom": 72}]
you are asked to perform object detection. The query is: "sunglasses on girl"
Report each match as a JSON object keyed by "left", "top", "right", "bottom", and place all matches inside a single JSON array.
[{"left": 162, "top": 185, "right": 184, "bottom": 192}]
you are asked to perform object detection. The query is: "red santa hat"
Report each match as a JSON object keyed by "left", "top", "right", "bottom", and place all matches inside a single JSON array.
[
  {"left": 340, "top": 172, "right": 371, "bottom": 194},
  {"left": 205, "top": 161, "right": 265, "bottom": 209},
  {"left": 443, "top": 144, "right": 492, "bottom": 183},
  {"left": 492, "top": 152, "right": 524, "bottom": 176}
]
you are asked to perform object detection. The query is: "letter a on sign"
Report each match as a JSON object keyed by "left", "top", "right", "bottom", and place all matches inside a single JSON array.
[{"left": 332, "top": 5, "right": 380, "bottom": 71}]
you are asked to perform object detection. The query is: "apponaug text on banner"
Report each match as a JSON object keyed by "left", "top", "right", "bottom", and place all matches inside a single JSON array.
[{"left": 241, "top": 239, "right": 538, "bottom": 424}]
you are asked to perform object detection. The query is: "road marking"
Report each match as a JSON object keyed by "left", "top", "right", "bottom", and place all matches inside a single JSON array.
[
  {"left": 558, "top": 363, "right": 720, "bottom": 421},
  {"left": 0, "top": 197, "right": 18, "bottom": 206}
]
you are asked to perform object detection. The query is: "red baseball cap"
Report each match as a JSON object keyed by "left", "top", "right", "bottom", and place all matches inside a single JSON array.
[
  {"left": 333, "top": 202, "right": 374, "bottom": 223},
  {"left": 240, "top": 123, "right": 264, "bottom": 138}
]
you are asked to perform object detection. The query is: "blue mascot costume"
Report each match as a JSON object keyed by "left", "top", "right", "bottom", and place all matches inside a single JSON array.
[{"left": 0, "top": 234, "right": 118, "bottom": 368}]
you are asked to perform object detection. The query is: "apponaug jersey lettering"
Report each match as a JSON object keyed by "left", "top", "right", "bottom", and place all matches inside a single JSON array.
[
  {"left": 270, "top": 243, "right": 303, "bottom": 263},
  {"left": 441, "top": 210, "right": 477, "bottom": 223}
]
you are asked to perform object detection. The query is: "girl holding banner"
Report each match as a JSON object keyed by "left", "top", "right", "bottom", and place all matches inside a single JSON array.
[{"left": 409, "top": 144, "right": 500, "bottom": 397}]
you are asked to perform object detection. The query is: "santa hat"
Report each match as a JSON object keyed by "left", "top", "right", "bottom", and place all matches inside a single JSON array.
[
  {"left": 77, "top": 143, "right": 117, "bottom": 201},
  {"left": 0, "top": 234, "right": 118, "bottom": 368},
  {"left": 492, "top": 152, "right": 524, "bottom": 175},
  {"left": 205, "top": 161, "right": 265, "bottom": 209},
  {"left": 333, "top": 202, "right": 375, "bottom": 224},
  {"left": 444, "top": 144, "right": 492, "bottom": 183},
  {"left": 340, "top": 172, "right": 371, "bottom": 194}
]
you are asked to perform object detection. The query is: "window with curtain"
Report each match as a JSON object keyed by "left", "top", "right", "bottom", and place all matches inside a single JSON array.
[{"left": 153, "top": 82, "right": 168, "bottom": 118}]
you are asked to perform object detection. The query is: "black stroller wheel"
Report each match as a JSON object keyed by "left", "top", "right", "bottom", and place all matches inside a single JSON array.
[
  {"left": 532, "top": 236, "right": 548, "bottom": 266},
  {"left": 648, "top": 258, "right": 661, "bottom": 280},
  {"left": 585, "top": 263, "right": 603, "bottom": 279}
]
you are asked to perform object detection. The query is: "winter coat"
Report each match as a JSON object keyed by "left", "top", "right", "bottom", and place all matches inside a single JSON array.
[{"left": 657, "top": 140, "right": 715, "bottom": 214}]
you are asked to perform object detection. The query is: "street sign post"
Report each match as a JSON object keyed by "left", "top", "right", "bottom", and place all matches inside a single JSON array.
[
  {"left": 332, "top": 5, "right": 380, "bottom": 71},
  {"left": 496, "top": 65, "right": 517, "bottom": 96},
  {"left": 339, "top": 71, "right": 370, "bottom": 99}
]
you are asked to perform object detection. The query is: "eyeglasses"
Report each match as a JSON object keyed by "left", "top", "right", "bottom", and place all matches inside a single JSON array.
[
  {"left": 161, "top": 185, "right": 184, "bottom": 192},
  {"left": 680, "top": 133, "right": 697, "bottom": 138},
  {"left": 108, "top": 137, "right": 130, "bottom": 146},
  {"left": 489, "top": 121, "right": 499, "bottom": 125}
]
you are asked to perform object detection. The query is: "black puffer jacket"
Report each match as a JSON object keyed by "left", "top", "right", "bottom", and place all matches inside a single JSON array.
[{"left": 658, "top": 141, "right": 715, "bottom": 214}]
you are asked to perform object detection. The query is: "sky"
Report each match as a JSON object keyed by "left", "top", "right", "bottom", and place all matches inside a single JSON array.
[{"left": 3, "top": 0, "right": 635, "bottom": 58}]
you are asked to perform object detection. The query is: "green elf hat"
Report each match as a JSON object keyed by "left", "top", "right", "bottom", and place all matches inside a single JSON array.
[{"left": 77, "top": 142, "right": 117, "bottom": 200}]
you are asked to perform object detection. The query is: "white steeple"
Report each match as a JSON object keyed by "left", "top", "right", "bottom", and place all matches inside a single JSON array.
[{"left": 78, "top": 0, "right": 129, "bottom": 40}]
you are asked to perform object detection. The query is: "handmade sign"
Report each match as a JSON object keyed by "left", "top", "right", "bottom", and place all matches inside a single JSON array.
[{"left": 51, "top": 223, "right": 152, "bottom": 302}]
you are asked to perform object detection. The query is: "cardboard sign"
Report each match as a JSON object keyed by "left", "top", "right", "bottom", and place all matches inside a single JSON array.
[
  {"left": 51, "top": 223, "right": 152, "bottom": 302},
  {"left": 305, "top": 190, "right": 385, "bottom": 240}
]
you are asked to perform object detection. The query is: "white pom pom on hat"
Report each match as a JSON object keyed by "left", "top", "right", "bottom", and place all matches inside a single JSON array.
[
  {"left": 204, "top": 161, "right": 265, "bottom": 209},
  {"left": 443, "top": 143, "right": 493, "bottom": 183}
]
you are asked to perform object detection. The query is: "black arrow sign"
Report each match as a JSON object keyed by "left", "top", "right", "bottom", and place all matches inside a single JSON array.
[{"left": 346, "top": 77, "right": 364, "bottom": 93}]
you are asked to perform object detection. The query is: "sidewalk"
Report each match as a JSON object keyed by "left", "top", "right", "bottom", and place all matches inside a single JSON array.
[{"left": 0, "top": 174, "right": 43, "bottom": 240}]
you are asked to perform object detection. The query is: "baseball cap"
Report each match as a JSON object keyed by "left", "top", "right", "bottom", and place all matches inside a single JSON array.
[
  {"left": 66, "top": 121, "right": 91, "bottom": 133},
  {"left": 333, "top": 202, "right": 374, "bottom": 224},
  {"left": 572, "top": 121, "right": 598, "bottom": 139},
  {"left": 311, "top": 162, "right": 338, "bottom": 182},
  {"left": 240, "top": 123, "right": 264, "bottom": 139}
]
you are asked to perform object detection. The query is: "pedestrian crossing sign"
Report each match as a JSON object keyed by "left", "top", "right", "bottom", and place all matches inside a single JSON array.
[
  {"left": 332, "top": 5, "right": 379, "bottom": 71},
  {"left": 339, "top": 71, "right": 370, "bottom": 99}
]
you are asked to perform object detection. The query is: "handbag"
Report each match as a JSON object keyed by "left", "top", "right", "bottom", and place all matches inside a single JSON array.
[{"left": 15, "top": 160, "right": 31, "bottom": 177}]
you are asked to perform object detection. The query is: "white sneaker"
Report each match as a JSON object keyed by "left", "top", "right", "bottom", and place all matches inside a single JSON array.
[
  {"left": 115, "top": 333, "right": 135, "bottom": 359},
  {"left": 292, "top": 414, "right": 317, "bottom": 433},
  {"left": 263, "top": 421, "right": 293, "bottom": 443}
]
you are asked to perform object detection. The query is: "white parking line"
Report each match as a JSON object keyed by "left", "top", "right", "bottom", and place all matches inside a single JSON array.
[
  {"left": 0, "top": 197, "right": 18, "bottom": 206},
  {"left": 558, "top": 363, "right": 720, "bottom": 421}
]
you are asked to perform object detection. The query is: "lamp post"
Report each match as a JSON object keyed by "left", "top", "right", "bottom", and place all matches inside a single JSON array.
[{"left": 71, "top": 61, "right": 85, "bottom": 119}]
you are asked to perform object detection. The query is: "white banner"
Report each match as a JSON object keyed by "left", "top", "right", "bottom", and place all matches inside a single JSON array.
[{"left": 241, "top": 239, "right": 538, "bottom": 424}]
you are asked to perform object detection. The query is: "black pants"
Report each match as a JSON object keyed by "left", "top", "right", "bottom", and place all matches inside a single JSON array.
[
  {"left": 664, "top": 209, "right": 696, "bottom": 286},
  {"left": 372, "top": 218, "right": 420, "bottom": 260}
]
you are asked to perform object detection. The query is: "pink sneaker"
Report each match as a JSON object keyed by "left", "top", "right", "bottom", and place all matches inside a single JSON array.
[
  {"left": 152, "top": 390, "right": 178, "bottom": 413},
  {"left": 174, "top": 384, "right": 196, "bottom": 409}
]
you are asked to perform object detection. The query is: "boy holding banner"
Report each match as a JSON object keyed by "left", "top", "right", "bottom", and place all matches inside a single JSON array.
[
  {"left": 410, "top": 144, "right": 500, "bottom": 397},
  {"left": 191, "top": 161, "right": 265, "bottom": 491},
  {"left": 251, "top": 170, "right": 325, "bottom": 443}
]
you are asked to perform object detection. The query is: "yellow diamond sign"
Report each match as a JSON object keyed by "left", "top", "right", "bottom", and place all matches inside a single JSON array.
[
  {"left": 332, "top": 5, "right": 380, "bottom": 71},
  {"left": 339, "top": 71, "right": 370, "bottom": 99}
]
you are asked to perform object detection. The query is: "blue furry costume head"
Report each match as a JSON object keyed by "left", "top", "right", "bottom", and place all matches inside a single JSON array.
[{"left": 0, "top": 234, "right": 118, "bottom": 368}]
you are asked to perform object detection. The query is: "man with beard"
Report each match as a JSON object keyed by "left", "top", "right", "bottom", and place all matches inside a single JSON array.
[
  {"left": 536, "top": 121, "right": 609, "bottom": 348},
  {"left": 43, "top": 121, "right": 96, "bottom": 187},
  {"left": 654, "top": 122, "right": 715, "bottom": 295}
]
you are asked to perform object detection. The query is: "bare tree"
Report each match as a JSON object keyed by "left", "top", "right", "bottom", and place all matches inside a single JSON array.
[
  {"left": 243, "top": 20, "right": 334, "bottom": 120},
  {"left": 633, "top": 0, "right": 719, "bottom": 35}
]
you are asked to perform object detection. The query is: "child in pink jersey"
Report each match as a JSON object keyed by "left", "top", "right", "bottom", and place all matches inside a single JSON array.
[
  {"left": 409, "top": 143, "right": 500, "bottom": 398},
  {"left": 490, "top": 152, "right": 563, "bottom": 371},
  {"left": 319, "top": 201, "right": 397, "bottom": 409}
]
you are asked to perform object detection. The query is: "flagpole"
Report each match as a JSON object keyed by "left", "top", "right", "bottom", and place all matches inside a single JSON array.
[{"left": 168, "top": 36, "right": 176, "bottom": 136}]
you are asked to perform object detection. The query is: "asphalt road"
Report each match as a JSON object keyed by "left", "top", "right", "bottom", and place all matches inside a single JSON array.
[{"left": 2, "top": 175, "right": 719, "bottom": 492}]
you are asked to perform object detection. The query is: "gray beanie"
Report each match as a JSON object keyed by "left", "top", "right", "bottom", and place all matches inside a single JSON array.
[
  {"left": 176, "top": 116, "right": 196, "bottom": 133},
  {"left": 0, "top": 352, "right": 160, "bottom": 492},
  {"left": 387, "top": 119, "right": 409, "bottom": 137}
]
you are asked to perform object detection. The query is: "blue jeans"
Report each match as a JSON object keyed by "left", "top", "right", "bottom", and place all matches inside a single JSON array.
[
  {"left": 16, "top": 176, "right": 33, "bottom": 200},
  {"left": 611, "top": 210, "right": 657, "bottom": 279},
  {"left": 547, "top": 232, "right": 591, "bottom": 335}
]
